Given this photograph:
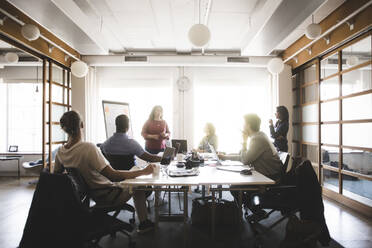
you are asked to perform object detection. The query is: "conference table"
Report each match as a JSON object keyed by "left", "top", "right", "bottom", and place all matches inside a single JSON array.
[{"left": 120, "top": 158, "right": 275, "bottom": 243}]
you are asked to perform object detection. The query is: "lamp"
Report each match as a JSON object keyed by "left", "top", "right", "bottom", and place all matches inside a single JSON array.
[
  {"left": 71, "top": 61, "right": 88, "bottom": 78},
  {"left": 5, "top": 52, "right": 19, "bottom": 63},
  {"left": 346, "top": 56, "right": 359, "bottom": 67},
  {"left": 305, "top": 15, "right": 321, "bottom": 40},
  {"left": 21, "top": 24, "right": 40, "bottom": 41},
  {"left": 267, "top": 57, "right": 284, "bottom": 74},
  {"left": 188, "top": 0, "right": 211, "bottom": 47}
]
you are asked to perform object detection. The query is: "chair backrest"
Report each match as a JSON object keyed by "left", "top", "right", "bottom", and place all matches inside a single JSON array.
[
  {"left": 65, "top": 167, "right": 90, "bottom": 204},
  {"left": 278, "top": 152, "right": 290, "bottom": 173},
  {"left": 19, "top": 171, "right": 88, "bottom": 248},
  {"left": 100, "top": 147, "right": 135, "bottom": 170}
]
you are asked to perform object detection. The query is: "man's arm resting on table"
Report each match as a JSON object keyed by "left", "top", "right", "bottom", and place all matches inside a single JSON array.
[
  {"left": 139, "top": 152, "right": 162, "bottom": 162},
  {"left": 101, "top": 164, "right": 154, "bottom": 182}
]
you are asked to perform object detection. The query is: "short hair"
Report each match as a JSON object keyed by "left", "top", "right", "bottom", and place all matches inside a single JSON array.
[
  {"left": 115, "top": 114, "right": 129, "bottom": 132},
  {"left": 60, "top": 110, "right": 82, "bottom": 137},
  {"left": 276, "top": 106, "right": 289, "bottom": 122},
  {"left": 244, "top": 113, "right": 261, "bottom": 132}
]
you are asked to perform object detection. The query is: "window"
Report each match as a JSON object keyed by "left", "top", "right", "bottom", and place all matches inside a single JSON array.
[
  {"left": 193, "top": 69, "right": 271, "bottom": 153},
  {"left": 98, "top": 78, "right": 173, "bottom": 147},
  {"left": 0, "top": 82, "right": 42, "bottom": 152},
  {"left": 293, "top": 33, "right": 372, "bottom": 207}
]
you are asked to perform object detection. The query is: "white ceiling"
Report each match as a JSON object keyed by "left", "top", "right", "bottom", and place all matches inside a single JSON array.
[{"left": 7, "top": 0, "right": 345, "bottom": 56}]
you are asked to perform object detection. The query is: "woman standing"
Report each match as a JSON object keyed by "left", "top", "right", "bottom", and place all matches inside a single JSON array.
[
  {"left": 198, "top": 123, "right": 218, "bottom": 152},
  {"left": 269, "top": 106, "right": 289, "bottom": 152},
  {"left": 141, "top": 105, "right": 170, "bottom": 154}
]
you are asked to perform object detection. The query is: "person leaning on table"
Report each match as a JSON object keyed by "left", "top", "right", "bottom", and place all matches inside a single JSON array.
[
  {"left": 54, "top": 110, "right": 156, "bottom": 233},
  {"left": 218, "top": 113, "right": 283, "bottom": 221}
]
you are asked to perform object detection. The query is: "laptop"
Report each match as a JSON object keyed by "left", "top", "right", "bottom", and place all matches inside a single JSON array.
[
  {"left": 171, "top": 139, "right": 187, "bottom": 154},
  {"left": 208, "top": 143, "right": 244, "bottom": 166},
  {"left": 160, "top": 146, "right": 176, "bottom": 165}
]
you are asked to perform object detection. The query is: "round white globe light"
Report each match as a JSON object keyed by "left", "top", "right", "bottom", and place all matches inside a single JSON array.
[
  {"left": 305, "top": 23, "right": 322, "bottom": 40},
  {"left": 267, "top": 57, "right": 284, "bottom": 74},
  {"left": 21, "top": 24, "right": 40, "bottom": 41},
  {"left": 71, "top": 61, "right": 88, "bottom": 78},
  {"left": 5, "top": 52, "right": 19, "bottom": 63},
  {"left": 188, "top": 24, "right": 211, "bottom": 47},
  {"left": 346, "top": 55, "right": 359, "bottom": 67}
]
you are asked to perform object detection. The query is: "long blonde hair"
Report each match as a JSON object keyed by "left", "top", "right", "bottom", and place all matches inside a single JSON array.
[{"left": 149, "top": 105, "right": 163, "bottom": 120}]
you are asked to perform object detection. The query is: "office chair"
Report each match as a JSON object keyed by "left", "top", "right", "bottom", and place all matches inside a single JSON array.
[
  {"left": 248, "top": 159, "right": 330, "bottom": 248},
  {"left": 19, "top": 170, "right": 135, "bottom": 248},
  {"left": 100, "top": 147, "right": 153, "bottom": 212},
  {"left": 65, "top": 167, "right": 136, "bottom": 224}
]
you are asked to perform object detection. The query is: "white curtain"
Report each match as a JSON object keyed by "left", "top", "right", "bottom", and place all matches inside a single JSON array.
[{"left": 85, "top": 67, "right": 100, "bottom": 143}]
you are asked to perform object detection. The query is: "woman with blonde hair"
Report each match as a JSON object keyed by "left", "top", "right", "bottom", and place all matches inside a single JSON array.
[
  {"left": 141, "top": 105, "right": 170, "bottom": 154},
  {"left": 198, "top": 122, "right": 218, "bottom": 152}
]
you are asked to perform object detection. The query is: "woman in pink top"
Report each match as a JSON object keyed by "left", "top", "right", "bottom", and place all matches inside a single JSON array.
[{"left": 141, "top": 105, "right": 170, "bottom": 154}]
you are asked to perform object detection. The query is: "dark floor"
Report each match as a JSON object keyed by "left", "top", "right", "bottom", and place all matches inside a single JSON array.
[{"left": 0, "top": 177, "right": 371, "bottom": 248}]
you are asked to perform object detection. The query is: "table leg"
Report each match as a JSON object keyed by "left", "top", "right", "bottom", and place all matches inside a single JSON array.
[
  {"left": 168, "top": 186, "right": 171, "bottom": 216},
  {"left": 18, "top": 159, "right": 20, "bottom": 179},
  {"left": 183, "top": 186, "right": 188, "bottom": 247},
  {"left": 211, "top": 190, "right": 216, "bottom": 240},
  {"left": 202, "top": 185, "right": 205, "bottom": 198},
  {"left": 218, "top": 185, "right": 222, "bottom": 199},
  {"left": 155, "top": 188, "right": 160, "bottom": 228},
  {"left": 239, "top": 190, "right": 243, "bottom": 218}
]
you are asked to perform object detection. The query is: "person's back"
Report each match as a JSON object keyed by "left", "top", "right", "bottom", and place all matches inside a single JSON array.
[{"left": 56, "top": 141, "right": 113, "bottom": 192}]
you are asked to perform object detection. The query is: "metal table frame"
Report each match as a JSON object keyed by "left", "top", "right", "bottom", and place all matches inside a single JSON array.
[{"left": 0, "top": 155, "right": 23, "bottom": 178}]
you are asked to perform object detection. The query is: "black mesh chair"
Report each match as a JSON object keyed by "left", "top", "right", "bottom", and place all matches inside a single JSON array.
[
  {"left": 100, "top": 147, "right": 152, "bottom": 211},
  {"left": 248, "top": 159, "right": 331, "bottom": 248},
  {"left": 19, "top": 170, "right": 135, "bottom": 248},
  {"left": 65, "top": 167, "right": 136, "bottom": 224}
]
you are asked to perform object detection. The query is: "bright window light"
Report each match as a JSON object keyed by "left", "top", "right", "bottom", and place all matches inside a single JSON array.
[
  {"left": 194, "top": 81, "right": 271, "bottom": 153},
  {"left": 99, "top": 85, "right": 173, "bottom": 147}
]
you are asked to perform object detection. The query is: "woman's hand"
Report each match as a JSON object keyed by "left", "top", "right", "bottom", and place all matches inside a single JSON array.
[
  {"left": 269, "top": 119, "right": 273, "bottom": 125},
  {"left": 242, "top": 130, "right": 249, "bottom": 142},
  {"left": 217, "top": 153, "right": 226, "bottom": 160}
]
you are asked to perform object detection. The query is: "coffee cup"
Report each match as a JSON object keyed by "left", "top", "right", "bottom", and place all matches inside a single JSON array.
[
  {"left": 177, "top": 153, "right": 183, "bottom": 162},
  {"left": 153, "top": 164, "right": 160, "bottom": 176}
]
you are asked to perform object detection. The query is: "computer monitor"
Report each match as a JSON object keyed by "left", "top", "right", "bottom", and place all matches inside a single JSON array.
[{"left": 171, "top": 139, "right": 187, "bottom": 154}]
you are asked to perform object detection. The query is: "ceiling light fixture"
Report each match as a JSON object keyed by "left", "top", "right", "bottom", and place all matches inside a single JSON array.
[
  {"left": 71, "top": 61, "right": 88, "bottom": 78},
  {"left": 305, "top": 15, "right": 321, "bottom": 40},
  {"left": 5, "top": 52, "right": 19, "bottom": 63},
  {"left": 267, "top": 57, "right": 284, "bottom": 74},
  {"left": 188, "top": 0, "right": 211, "bottom": 47},
  {"left": 21, "top": 24, "right": 40, "bottom": 41}
]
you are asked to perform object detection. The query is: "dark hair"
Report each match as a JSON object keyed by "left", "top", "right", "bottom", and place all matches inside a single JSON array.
[
  {"left": 60, "top": 110, "right": 82, "bottom": 137},
  {"left": 276, "top": 106, "right": 289, "bottom": 122},
  {"left": 115, "top": 114, "right": 129, "bottom": 132},
  {"left": 244, "top": 113, "right": 261, "bottom": 132},
  {"left": 149, "top": 105, "right": 163, "bottom": 120}
]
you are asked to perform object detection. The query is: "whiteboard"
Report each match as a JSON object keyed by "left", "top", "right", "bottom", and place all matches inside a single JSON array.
[{"left": 102, "top": 100, "right": 133, "bottom": 139}]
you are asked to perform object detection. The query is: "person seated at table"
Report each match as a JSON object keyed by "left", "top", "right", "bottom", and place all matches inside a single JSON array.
[
  {"left": 269, "top": 105, "right": 289, "bottom": 152},
  {"left": 197, "top": 122, "right": 218, "bottom": 152},
  {"left": 101, "top": 114, "right": 162, "bottom": 170},
  {"left": 54, "top": 110, "right": 156, "bottom": 233},
  {"left": 219, "top": 113, "right": 283, "bottom": 221}
]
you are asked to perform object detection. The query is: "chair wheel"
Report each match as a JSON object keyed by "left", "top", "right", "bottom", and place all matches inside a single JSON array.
[{"left": 129, "top": 218, "right": 135, "bottom": 224}]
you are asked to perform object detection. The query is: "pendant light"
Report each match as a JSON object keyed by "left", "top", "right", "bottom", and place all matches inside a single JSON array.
[
  {"left": 305, "top": 15, "right": 322, "bottom": 40},
  {"left": 188, "top": 0, "right": 211, "bottom": 47}
]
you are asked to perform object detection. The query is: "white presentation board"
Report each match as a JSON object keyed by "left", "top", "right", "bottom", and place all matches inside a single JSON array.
[{"left": 102, "top": 100, "right": 133, "bottom": 139}]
